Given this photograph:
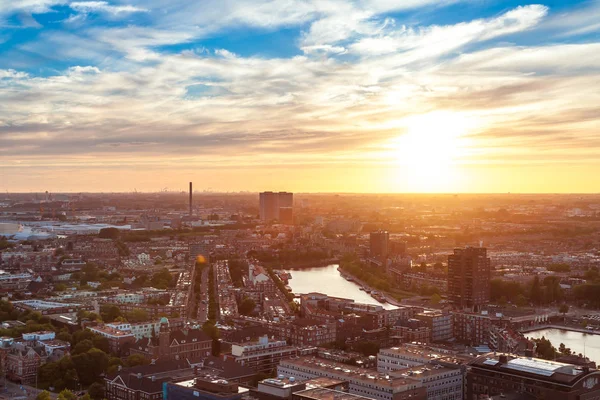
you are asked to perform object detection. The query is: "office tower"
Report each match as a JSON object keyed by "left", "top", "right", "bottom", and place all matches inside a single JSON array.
[
  {"left": 370, "top": 230, "right": 389, "bottom": 259},
  {"left": 189, "top": 182, "right": 193, "bottom": 216},
  {"left": 447, "top": 247, "right": 491, "bottom": 311},
  {"left": 259, "top": 192, "right": 293, "bottom": 223}
]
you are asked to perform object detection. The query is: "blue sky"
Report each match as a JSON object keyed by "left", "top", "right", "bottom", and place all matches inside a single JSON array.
[{"left": 1, "top": 0, "right": 600, "bottom": 192}]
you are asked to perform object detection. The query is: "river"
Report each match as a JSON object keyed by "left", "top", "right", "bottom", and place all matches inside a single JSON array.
[
  {"left": 283, "top": 264, "right": 397, "bottom": 310},
  {"left": 526, "top": 328, "right": 600, "bottom": 364}
]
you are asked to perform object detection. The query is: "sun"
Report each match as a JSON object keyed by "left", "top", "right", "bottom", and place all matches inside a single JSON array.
[{"left": 387, "top": 111, "right": 478, "bottom": 192}]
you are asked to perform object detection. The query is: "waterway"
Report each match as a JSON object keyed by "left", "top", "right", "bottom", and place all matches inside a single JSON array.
[
  {"left": 283, "top": 264, "right": 397, "bottom": 310},
  {"left": 526, "top": 328, "right": 600, "bottom": 364}
]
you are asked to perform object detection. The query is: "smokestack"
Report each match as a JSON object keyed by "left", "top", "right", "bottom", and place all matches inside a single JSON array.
[{"left": 189, "top": 182, "right": 193, "bottom": 216}]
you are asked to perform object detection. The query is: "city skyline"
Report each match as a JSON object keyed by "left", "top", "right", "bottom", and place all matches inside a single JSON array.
[{"left": 1, "top": 0, "right": 600, "bottom": 193}]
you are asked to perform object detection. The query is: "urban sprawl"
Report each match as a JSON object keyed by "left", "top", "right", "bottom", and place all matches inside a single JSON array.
[{"left": 1, "top": 190, "right": 600, "bottom": 400}]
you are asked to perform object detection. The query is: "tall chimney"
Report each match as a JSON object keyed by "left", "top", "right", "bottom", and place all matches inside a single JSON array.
[{"left": 189, "top": 182, "right": 193, "bottom": 216}]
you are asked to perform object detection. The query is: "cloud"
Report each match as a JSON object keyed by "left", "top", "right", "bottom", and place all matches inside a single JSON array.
[
  {"left": 0, "top": 2, "right": 599, "bottom": 192},
  {"left": 349, "top": 5, "right": 548, "bottom": 57},
  {"left": 69, "top": 1, "right": 147, "bottom": 14}
]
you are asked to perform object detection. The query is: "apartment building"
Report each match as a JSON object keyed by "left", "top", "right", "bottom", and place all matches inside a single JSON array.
[
  {"left": 228, "top": 335, "right": 298, "bottom": 373},
  {"left": 278, "top": 357, "right": 426, "bottom": 400}
]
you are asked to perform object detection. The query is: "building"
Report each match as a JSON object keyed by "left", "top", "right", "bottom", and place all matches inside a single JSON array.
[
  {"left": 88, "top": 325, "right": 136, "bottom": 355},
  {"left": 278, "top": 357, "right": 426, "bottom": 400},
  {"left": 377, "top": 345, "right": 451, "bottom": 373},
  {"left": 12, "top": 299, "right": 93, "bottom": 316},
  {"left": 392, "top": 364, "right": 463, "bottom": 400},
  {"left": 293, "top": 388, "right": 372, "bottom": 400},
  {"left": 414, "top": 310, "right": 453, "bottom": 342},
  {"left": 129, "top": 322, "right": 212, "bottom": 361},
  {"left": 228, "top": 335, "right": 298, "bottom": 373},
  {"left": 452, "top": 311, "right": 493, "bottom": 346},
  {"left": 105, "top": 356, "right": 255, "bottom": 400},
  {"left": 370, "top": 230, "right": 389, "bottom": 259},
  {"left": 392, "top": 319, "right": 430, "bottom": 344},
  {"left": 165, "top": 375, "right": 250, "bottom": 400},
  {"left": 259, "top": 192, "right": 293, "bottom": 222},
  {"left": 0, "top": 271, "right": 33, "bottom": 292},
  {"left": 253, "top": 376, "right": 308, "bottom": 400},
  {"left": 467, "top": 353, "right": 600, "bottom": 400},
  {"left": 279, "top": 207, "right": 294, "bottom": 225},
  {"left": 447, "top": 247, "right": 491, "bottom": 310},
  {"left": 268, "top": 320, "right": 337, "bottom": 347},
  {"left": 6, "top": 345, "right": 46, "bottom": 385}
]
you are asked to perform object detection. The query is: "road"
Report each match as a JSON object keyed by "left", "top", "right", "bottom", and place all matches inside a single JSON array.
[
  {"left": 0, "top": 382, "right": 57, "bottom": 399},
  {"left": 197, "top": 267, "right": 209, "bottom": 323}
]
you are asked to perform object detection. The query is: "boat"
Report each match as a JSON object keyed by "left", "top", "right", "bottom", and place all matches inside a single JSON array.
[
  {"left": 371, "top": 291, "right": 387, "bottom": 303},
  {"left": 359, "top": 287, "right": 365, "bottom": 291}
]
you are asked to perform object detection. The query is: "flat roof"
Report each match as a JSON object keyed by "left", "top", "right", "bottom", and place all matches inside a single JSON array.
[{"left": 294, "top": 388, "right": 371, "bottom": 400}]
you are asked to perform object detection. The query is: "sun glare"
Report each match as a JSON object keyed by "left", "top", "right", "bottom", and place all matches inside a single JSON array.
[{"left": 388, "top": 111, "right": 478, "bottom": 192}]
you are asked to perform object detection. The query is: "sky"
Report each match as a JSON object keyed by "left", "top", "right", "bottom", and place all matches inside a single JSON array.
[{"left": 0, "top": 0, "right": 599, "bottom": 193}]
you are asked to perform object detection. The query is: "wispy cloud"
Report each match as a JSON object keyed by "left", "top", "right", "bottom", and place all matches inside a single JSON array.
[
  {"left": 69, "top": 1, "right": 147, "bottom": 14},
  {"left": 0, "top": 1, "right": 599, "bottom": 191}
]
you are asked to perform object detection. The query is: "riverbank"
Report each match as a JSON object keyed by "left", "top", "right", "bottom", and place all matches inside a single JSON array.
[
  {"left": 338, "top": 266, "right": 404, "bottom": 307},
  {"left": 520, "top": 325, "right": 600, "bottom": 336},
  {"left": 281, "top": 258, "right": 340, "bottom": 269}
]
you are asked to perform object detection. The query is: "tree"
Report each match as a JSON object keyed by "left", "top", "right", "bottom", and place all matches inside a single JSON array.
[
  {"left": 125, "top": 353, "right": 150, "bottom": 367},
  {"left": 127, "top": 308, "right": 149, "bottom": 323},
  {"left": 88, "top": 382, "right": 105, "bottom": 400},
  {"left": 36, "top": 391, "right": 52, "bottom": 400},
  {"left": 559, "top": 342, "right": 572, "bottom": 355},
  {"left": 530, "top": 275, "right": 542, "bottom": 306},
  {"left": 72, "top": 339, "right": 94, "bottom": 355},
  {"left": 98, "top": 227, "right": 120, "bottom": 239},
  {"left": 58, "top": 389, "right": 78, "bottom": 400},
  {"left": 430, "top": 293, "right": 441, "bottom": 305},
  {"left": 100, "top": 305, "right": 122, "bottom": 322},
  {"left": 92, "top": 335, "right": 110, "bottom": 354},
  {"left": 238, "top": 297, "right": 256, "bottom": 316},
  {"left": 515, "top": 294, "right": 528, "bottom": 307},
  {"left": 559, "top": 304, "right": 569, "bottom": 320},
  {"left": 533, "top": 336, "right": 557, "bottom": 360}
]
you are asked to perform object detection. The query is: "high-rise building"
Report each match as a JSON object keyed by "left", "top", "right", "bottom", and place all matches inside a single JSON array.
[
  {"left": 259, "top": 192, "right": 293, "bottom": 223},
  {"left": 447, "top": 247, "right": 491, "bottom": 311},
  {"left": 370, "top": 230, "right": 389, "bottom": 259}
]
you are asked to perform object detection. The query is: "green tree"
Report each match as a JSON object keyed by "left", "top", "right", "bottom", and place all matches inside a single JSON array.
[
  {"left": 72, "top": 339, "right": 94, "bottom": 355},
  {"left": 533, "top": 336, "right": 557, "bottom": 360},
  {"left": 92, "top": 335, "right": 110, "bottom": 354},
  {"left": 559, "top": 342, "right": 572, "bottom": 355},
  {"left": 36, "top": 390, "right": 52, "bottom": 400},
  {"left": 88, "top": 382, "right": 105, "bottom": 400},
  {"left": 559, "top": 303, "right": 569, "bottom": 320},
  {"left": 98, "top": 227, "right": 120, "bottom": 239},
  {"left": 100, "top": 305, "right": 122, "bottom": 322},
  {"left": 127, "top": 308, "right": 149, "bottom": 323},
  {"left": 430, "top": 293, "right": 442, "bottom": 305},
  {"left": 530, "top": 275, "right": 542, "bottom": 306},
  {"left": 58, "top": 389, "right": 78, "bottom": 400},
  {"left": 125, "top": 353, "right": 150, "bottom": 367},
  {"left": 238, "top": 297, "right": 256, "bottom": 316},
  {"left": 515, "top": 294, "right": 528, "bottom": 307}
]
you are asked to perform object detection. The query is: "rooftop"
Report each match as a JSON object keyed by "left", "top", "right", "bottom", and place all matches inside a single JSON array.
[
  {"left": 280, "top": 357, "right": 420, "bottom": 389},
  {"left": 294, "top": 388, "right": 371, "bottom": 400},
  {"left": 471, "top": 353, "right": 599, "bottom": 384}
]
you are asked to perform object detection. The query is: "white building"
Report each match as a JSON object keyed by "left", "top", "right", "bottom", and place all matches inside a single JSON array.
[
  {"left": 278, "top": 357, "right": 426, "bottom": 400},
  {"left": 248, "top": 264, "right": 270, "bottom": 285},
  {"left": 230, "top": 335, "right": 298, "bottom": 373},
  {"left": 392, "top": 364, "right": 463, "bottom": 400},
  {"left": 22, "top": 331, "right": 55, "bottom": 342}
]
